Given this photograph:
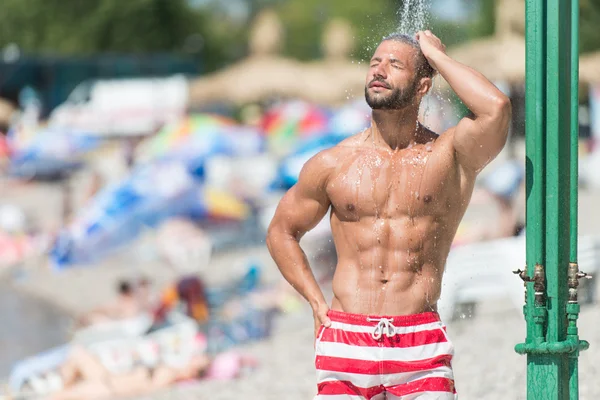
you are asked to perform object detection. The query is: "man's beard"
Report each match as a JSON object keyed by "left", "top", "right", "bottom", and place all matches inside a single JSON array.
[{"left": 365, "top": 79, "right": 418, "bottom": 110}]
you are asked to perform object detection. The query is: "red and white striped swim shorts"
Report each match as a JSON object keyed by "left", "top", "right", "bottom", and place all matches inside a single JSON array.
[{"left": 314, "top": 310, "right": 456, "bottom": 399}]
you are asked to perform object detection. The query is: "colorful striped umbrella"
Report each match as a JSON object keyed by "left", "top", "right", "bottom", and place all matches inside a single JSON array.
[
  {"left": 260, "top": 101, "right": 329, "bottom": 156},
  {"left": 137, "top": 114, "right": 237, "bottom": 161}
]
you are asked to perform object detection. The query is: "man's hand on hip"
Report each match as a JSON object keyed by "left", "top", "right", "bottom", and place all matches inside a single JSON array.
[{"left": 313, "top": 303, "right": 332, "bottom": 339}]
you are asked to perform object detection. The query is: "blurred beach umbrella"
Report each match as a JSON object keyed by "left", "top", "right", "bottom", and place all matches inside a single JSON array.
[
  {"left": 271, "top": 100, "right": 371, "bottom": 188},
  {"left": 448, "top": 34, "right": 526, "bottom": 84},
  {"left": 136, "top": 113, "right": 236, "bottom": 161},
  {"left": 260, "top": 100, "right": 329, "bottom": 156},
  {"left": 442, "top": 0, "right": 526, "bottom": 85},
  {"left": 442, "top": 0, "right": 597, "bottom": 88},
  {"left": 50, "top": 160, "right": 250, "bottom": 268},
  {"left": 188, "top": 12, "right": 367, "bottom": 108},
  {"left": 7, "top": 126, "right": 99, "bottom": 181},
  {"left": 162, "top": 124, "right": 265, "bottom": 172},
  {"left": 136, "top": 116, "right": 265, "bottom": 179},
  {"left": 448, "top": 36, "right": 596, "bottom": 90},
  {"left": 9, "top": 126, "right": 99, "bottom": 159}
]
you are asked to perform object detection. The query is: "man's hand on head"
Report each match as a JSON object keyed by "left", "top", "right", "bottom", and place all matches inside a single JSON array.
[{"left": 415, "top": 30, "right": 447, "bottom": 71}]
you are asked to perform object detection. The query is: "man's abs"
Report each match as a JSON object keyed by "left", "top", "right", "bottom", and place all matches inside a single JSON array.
[
  {"left": 330, "top": 261, "right": 443, "bottom": 316},
  {"left": 328, "top": 215, "right": 455, "bottom": 316}
]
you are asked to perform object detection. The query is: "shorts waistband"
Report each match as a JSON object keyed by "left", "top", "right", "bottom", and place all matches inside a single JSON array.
[{"left": 327, "top": 310, "right": 441, "bottom": 327}]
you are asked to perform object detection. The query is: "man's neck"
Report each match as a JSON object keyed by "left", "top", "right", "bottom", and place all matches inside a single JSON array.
[{"left": 370, "top": 106, "right": 420, "bottom": 150}]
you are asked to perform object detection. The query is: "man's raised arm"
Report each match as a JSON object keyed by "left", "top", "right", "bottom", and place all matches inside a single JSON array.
[
  {"left": 266, "top": 150, "right": 335, "bottom": 332},
  {"left": 417, "top": 30, "right": 512, "bottom": 172}
]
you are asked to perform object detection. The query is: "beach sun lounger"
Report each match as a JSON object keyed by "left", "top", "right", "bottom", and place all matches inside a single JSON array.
[{"left": 438, "top": 235, "right": 599, "bottom": 322}]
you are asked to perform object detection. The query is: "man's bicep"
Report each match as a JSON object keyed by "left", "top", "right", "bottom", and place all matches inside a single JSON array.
[
  {"left": 270, "top": 185, "right": 330, "bottom": 240},
  {"left": 453, "top": 112, "right": 510, "bottom": 172},
  {"left": 269, "top": 149, "right": 334, "bottom": 239}
]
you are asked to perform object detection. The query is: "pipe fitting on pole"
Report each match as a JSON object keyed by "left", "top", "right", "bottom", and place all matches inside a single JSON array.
[{"left": 533, "top": 263, "right": 546, "bottom": 307}]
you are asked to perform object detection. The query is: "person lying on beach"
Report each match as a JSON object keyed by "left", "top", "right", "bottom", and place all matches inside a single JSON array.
[{"left": 44, "top": 345, "right": 209, "bottom": 400}]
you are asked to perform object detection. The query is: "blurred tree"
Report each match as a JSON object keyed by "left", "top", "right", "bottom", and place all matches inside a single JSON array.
[
  {"left": 580, "top": 0, "right": 600, "bottom": 53},
  {"left": 469, "top": 0, "right": 496, "bottom": 38},
  {"left": 0, "top": 0, "right": 243, "bottom": 71},
  {"left": 270, "top": 0, "right": 399, "bottom": 61},
  {"left": 252, "top": 0, "right": 501, "bottom": 61}
]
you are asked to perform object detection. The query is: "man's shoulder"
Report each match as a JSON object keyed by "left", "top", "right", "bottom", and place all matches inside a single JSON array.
[{"left": 300, "top": 133, "right": 364, "bottom": 183}]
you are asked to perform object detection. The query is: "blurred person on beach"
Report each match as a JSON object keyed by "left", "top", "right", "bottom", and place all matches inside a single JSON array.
[
  {"left": 77, "top": 280, "right": 143, "bottom": 327},
  {"left": 153, "top": 275, "right": 210, "bottom": 325},
  {"left": 0, "top": 128, "right": 12, "bottom": 172},
  {"left": 44, "top": 343, "right": 210, "bottom": 400},
  {"left": 267, "top": 30, "right": 510, "bottom": 399}
]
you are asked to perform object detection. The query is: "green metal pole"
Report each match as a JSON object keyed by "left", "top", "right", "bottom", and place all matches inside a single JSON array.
[
  {"left": 517, "top": 0, "right": 589, "bottom": 399},
  {"left": 522, "top": 0, "right": 548, "bottom": 397},
  {"left": 519, "top": 1, "right": 587, "bottom": 398},
  {"left": 570, "top": 0, "right": 580, "bottom": 262},
  {"left": 568, "top": 1, "right": 581, "bottom": 398},
  {"left": 545, "top": 0, "right": 572, "bottom": 397}
]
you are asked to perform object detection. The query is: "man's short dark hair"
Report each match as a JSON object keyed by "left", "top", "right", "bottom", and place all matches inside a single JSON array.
[{"left": 381, "top": 33, "right": 435, "bottom": 79}]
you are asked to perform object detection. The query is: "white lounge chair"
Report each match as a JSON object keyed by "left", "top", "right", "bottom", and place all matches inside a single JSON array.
[{"left": 438, "top": 235, "right": 599, "bottom": 322}]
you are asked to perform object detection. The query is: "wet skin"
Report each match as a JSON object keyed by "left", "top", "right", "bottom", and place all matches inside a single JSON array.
[
  {"left": 326, "top": 127, "right": 472, "bottom": 315},
  {"left": 267, "top": 31, "right": 511, "bottom": 333}
]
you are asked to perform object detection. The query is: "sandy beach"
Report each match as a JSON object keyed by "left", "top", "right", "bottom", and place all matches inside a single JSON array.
[
  {"left": 4, "top": 178, "right": 600, "bottom": 399},
  {"left": 131, "top": 293, "right": 600, "bottom": 400},
  {"left": 10, "top": 242, "right": 600, "bottom": 400}
]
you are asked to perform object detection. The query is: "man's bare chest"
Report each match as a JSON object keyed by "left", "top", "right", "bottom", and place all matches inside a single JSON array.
[{"left": 326, "top": 149, "right": 457, "bottom": 220}]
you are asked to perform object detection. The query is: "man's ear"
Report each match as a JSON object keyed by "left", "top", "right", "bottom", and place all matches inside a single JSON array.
[{"left": 417, "top": 76, "right": 433, "bottom": 97}]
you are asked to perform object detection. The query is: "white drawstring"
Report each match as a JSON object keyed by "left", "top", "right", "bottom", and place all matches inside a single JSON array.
[{"left": 366, "top": 317, "right": 396, "bottom": 340}]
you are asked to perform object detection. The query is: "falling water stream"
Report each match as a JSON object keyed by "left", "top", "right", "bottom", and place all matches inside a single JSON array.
[{"left": 397, "top": 0, "right": 431, "bottom": 36}]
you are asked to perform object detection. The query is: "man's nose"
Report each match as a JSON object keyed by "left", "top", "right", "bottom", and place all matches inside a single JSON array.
[{"left": 373, "top": 64, "right": 387, "bottom": 79}]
